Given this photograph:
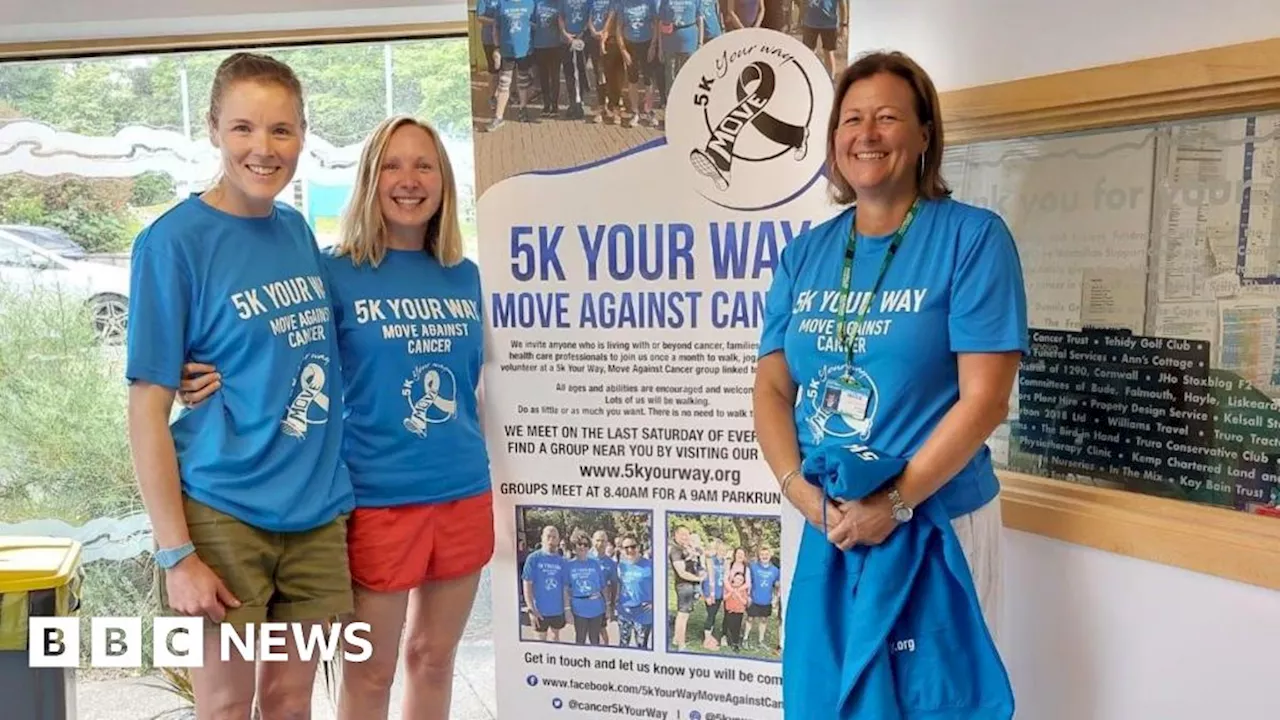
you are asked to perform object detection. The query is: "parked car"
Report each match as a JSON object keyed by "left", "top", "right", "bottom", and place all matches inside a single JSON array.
[{"left": 0, "top": 225, "right": 130, "bottom": 343}]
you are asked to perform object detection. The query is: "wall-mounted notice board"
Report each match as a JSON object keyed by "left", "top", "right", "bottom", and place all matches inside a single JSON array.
[{"left": 936, "top": 38, "right": 1280, "bottom": 591}]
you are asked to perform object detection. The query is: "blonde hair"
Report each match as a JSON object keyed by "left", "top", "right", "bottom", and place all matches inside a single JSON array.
[{"left": 335, "top": 115, "right": 464, "bottom": 267}]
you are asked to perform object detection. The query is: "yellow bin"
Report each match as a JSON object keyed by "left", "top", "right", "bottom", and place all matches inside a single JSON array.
[{"left": 0, "top": 536, "right": 83, "bottom": 720}]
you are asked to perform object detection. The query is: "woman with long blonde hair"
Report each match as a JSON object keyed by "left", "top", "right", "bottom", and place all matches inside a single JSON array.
[{"left": 181, "top": 114, "right": 492, "bottom": 720}]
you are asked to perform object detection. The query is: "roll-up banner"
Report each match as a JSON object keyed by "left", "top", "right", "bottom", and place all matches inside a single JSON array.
[{"left": 468, "top": 2, "right": 848, "bottom": 716}]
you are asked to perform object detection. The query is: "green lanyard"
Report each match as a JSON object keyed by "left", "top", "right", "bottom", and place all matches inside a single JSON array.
[{"left": 835, "top": 197, "right": 920, "bottom": 373}]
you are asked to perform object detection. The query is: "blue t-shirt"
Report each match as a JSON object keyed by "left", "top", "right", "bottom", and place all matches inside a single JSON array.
[
  {"left": 759, "top": 197, "right": 1029, "bottom": 518},
  {"left": 702, "top": 556, "right": 725, "bottom": 600},
  {"left": 617, "top": 0, "right": 657, "bottom": 43},
  {"left": 532, "top": 0, "right": 563, "bottom": 49},
  {"left": 803, "top": 0, "right": 839, "bottom": 29},
  {"left": 590, "top": 550, "right": 618, "bottom": 590},
  {"left": 659, "top": 0, "right": 700, "bottom": 54},
  {"left": 566, "top": 558, "right": 607, "bottom": 618},
  {"left": 488, "top": 0, "right": 534, "bottom": 59},
  {"left": 522, "top": 549, "right": 568, "bottom": 616},
  {"left": 476, "top": 0, "right": 499, "bottom": 45},
  {"left": 124, "top": 196, "right": 352, "bottom": 532},
  {"left": 748, "top": 560, "right": 779, "bottom": 606},
  {"left": 587, "top": 0, "right": 613, "bottom": 32},
  {"left": 324, "top": 249, "right": 489, "bottom": 507},
  {"left": 700, "top": 0, "right": 723, "bottom": 38},
  {"left": 561, "top": 0, "right": 591, "bottom": 35},
  {"left": 616, "top": 557, "right": 653, "bottom": 624}
]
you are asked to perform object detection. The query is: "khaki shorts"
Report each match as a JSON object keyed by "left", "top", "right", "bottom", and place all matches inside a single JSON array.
[{"left": 156, "top": 495, "right": 353, "bottom": 627}]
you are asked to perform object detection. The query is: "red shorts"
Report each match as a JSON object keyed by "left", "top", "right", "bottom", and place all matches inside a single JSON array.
[{"left": 348, "top": 490, "right": 495, "bottom": 593}]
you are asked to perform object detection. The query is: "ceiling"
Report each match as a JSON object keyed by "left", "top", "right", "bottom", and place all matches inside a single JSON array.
[{"left": 0, "top": 0, "right": 467, "bottom": 43}]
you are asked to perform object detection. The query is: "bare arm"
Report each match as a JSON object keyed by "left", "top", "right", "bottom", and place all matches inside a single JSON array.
[
  {"left": 130, "top": 380, "right": 240, "bottom": 619},
  {"left": 127, "top": 382, "right": 189, "bottom": 549},
  {"left": 752, "top": 352, "right": 841, "bottom": 529},
  {"left": 523, "top": 579, "right": 541, "bottom": 618},
  {"left": 896, "top": 352, "right": 1020, "bottom": 507}
]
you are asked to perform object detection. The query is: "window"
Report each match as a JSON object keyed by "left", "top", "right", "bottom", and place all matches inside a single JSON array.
[{"left": 0, "top": 34, "right": 487, "bottom": 717}]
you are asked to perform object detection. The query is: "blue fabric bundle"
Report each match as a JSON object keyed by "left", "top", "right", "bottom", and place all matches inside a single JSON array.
[{"left": 781, "top": 444, "right": 1015, "bottom": 719}]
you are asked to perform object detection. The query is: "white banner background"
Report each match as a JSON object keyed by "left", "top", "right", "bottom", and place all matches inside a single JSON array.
[{"left": 475, "top": 27, "right": 841, "bottom": 719}]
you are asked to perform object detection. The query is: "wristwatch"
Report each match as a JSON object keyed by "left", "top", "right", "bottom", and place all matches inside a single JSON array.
[
  {"left": 888, "top": 488, "right": 914, "bottom": 523},
  {"left": 154, "top": 542, "right": 195, "bottom": 569}
]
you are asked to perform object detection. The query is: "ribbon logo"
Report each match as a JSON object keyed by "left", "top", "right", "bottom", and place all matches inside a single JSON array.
[
  {"left": 402, "top": 364, "right": 459, "bottom": 438},
  {"left": 689, "top": 60, "right": 809, "bottom": 192},
  {"left": 282, "top": 358, "right": 330, "bottom": 438},
  {"left": 667, "top": 29, "right": 829, "bottom": 210}
]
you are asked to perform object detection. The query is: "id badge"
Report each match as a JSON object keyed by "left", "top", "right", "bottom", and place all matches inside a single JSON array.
[{"left": 824, "top": 375, "right": 869, "bottom": 421}]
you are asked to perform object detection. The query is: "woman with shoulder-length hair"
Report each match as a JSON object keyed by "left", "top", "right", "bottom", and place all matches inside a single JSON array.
[
  {"left": 181, "top": 114, "right": 492, "bottom": 720},
  {"left": 753, "top": 50, "right": 1026, "bottom": 717}
]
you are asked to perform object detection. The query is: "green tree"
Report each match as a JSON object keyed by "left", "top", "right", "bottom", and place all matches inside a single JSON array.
[
  {"left": 0, "top": 39, "right": 476, "bottom": 254},
  {"left": 392, "top": 39, "right": 473, "bottom": 140},
  {"left": 521, "top": 508, "right": 654, "bottom": 549}
]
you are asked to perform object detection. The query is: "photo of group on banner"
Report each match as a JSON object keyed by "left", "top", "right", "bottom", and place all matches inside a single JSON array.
[
  {"left": 516, "top": 506, "right": 656, "bottom": 649},
  {"left": 472, "top": 0, "right": 847, "bottom": 132},
  {"left": 666, "top": 512, "right": 782, "bottom": 661}
]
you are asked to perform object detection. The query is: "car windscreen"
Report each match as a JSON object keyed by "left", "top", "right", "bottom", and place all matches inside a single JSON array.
[{"left": 4, "top": 227, "right": 87, "bottom": 259}]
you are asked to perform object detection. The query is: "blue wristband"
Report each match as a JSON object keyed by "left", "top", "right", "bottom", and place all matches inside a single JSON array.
[{"left": 154, "top": 542, "right": 195, "bottom": 570}]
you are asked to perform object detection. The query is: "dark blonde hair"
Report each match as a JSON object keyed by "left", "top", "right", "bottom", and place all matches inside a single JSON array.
[
  {"left": 207, "top": 52, "right": 306, "bottom": 131},
  {"left": 334, "top": 115, "right": 464, "bottom": 268},
  {"left": 826, "top": 50, "right": 950, "bottom": 205}
]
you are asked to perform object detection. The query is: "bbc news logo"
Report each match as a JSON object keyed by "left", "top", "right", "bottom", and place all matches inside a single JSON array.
[{"left": 27, "top": 617, "right": 373, "bottom": 668}]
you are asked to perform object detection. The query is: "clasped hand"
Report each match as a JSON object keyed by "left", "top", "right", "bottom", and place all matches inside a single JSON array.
[{"left": 810, "top": 488, "right": 897, "bottom": 551}]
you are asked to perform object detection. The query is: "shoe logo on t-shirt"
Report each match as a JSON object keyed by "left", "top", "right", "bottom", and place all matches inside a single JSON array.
[
  {"left": 401, "top": 363, "right": 459, "bottom": 438},
  {"left": 281, "top": 353, "right": 331, "bottom": 438},
  {"left": 665, "top": 27, "right": 831, "bottom": 211},
  {"left": 804, "top": 363, "right": 879, "bottom": 444}
]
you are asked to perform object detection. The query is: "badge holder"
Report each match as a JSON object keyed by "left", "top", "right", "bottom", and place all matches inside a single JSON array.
[{"left": 824, "top": 372, "right": 869, "bottom": 423}]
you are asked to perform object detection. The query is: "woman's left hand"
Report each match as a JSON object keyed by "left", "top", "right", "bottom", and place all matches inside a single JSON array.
[{"left": 827, "top": 492, "right": 896, "bottom": 550}]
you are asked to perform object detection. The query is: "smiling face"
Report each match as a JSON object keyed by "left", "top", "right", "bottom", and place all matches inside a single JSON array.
[
  {"left": 377, "top": 123, "right": 444, "bottom": 243},
  {"left": 832, "top": 71, "right": 930, "bottom": 203},
  {"left": 207, "top": 79, "right": 304, "bottom": 216},
  {"left": 542, "top": 526, "right": 560, "bottom": 553}
]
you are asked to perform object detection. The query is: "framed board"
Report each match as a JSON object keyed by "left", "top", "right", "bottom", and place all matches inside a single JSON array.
[{"left": 937, "top": 38, "right": 1280, "bottom": 590}]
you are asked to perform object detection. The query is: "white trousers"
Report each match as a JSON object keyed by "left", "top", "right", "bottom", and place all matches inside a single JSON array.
[{"left": 951, "top": 497, "right": 1005, "bottom": 643}]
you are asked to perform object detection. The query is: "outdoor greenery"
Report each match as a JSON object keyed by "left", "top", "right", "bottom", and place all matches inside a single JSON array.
[
  {"left": 665, "top": 513, "right": 783, "bottom": 661},
  {"left": 0, "top": 284, "right": 137, "bottom": 524},
  {"left": 0, "top": 38, "right": 473, "bottom": 254},
  {"left": 668, "top": 512, "right": 782, "bottom": 556},
  {"left": 0, "top": 38, "right": 477, "bottom": 679},
  {"left": 0, "top": 282, "right": 156, "bottom": 669},
  {"left": 0, "top": 39, "right": 471, "bottom": 143},
  {"left": 519, "top": 508, "right": 653, "bottom": 551},
  {"left": 0, "top": 174, "right": 145, "bottom": 253}
]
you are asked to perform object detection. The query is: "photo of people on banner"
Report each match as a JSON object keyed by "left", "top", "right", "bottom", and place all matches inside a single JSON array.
[
  {"left": 467, "top": 0, "right": 847, "bottom": 194},
  {"left": 516, "top": 506, "right": 656, "bottom": 649},
  {"left": 666, "top": 512, "right": 782, "bottom": 661}
]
